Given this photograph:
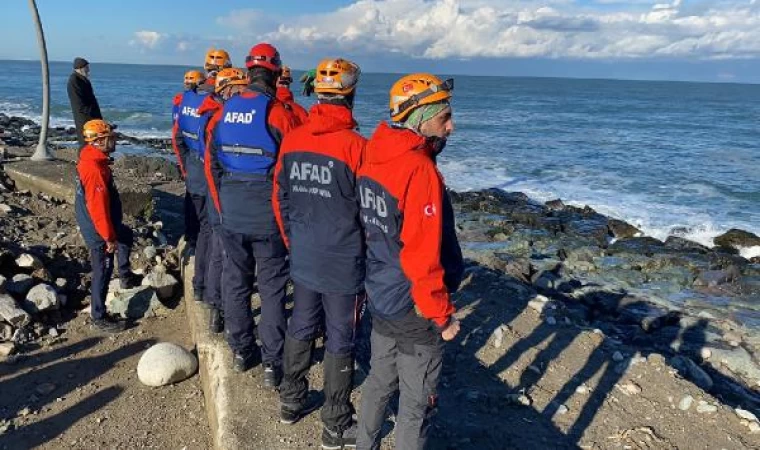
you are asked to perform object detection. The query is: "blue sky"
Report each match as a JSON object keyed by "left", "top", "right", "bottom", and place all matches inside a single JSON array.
[{"left": 4, "top": 0, "right": 760, "bottom": 83}]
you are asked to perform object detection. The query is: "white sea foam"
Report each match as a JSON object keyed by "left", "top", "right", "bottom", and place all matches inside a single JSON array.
[
  {"left": 740, "top": 246, "right": 760, "bottom": 260},
  {"left": 438, "top": 157, "right": 760, "bottom": 252}
]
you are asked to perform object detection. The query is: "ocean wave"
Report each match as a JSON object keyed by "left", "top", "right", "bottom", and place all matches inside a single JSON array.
[
  {"left": 438, "top": 158, "right": 759, "bottom": 250},
  {"left": 740, "top": 246, "right": 760, "bottom": 260},
  {"left": 0, "top": 100, "right": 74, "bottom": 128}
]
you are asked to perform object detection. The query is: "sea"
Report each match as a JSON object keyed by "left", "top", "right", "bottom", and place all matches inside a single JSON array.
[{"left": 1, "top": 60, "right": 759, "bottom": 256}]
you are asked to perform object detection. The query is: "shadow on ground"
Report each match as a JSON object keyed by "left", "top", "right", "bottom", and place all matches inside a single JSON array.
[
  {"left": 356, "top": 260, "right": 760, "bottom": 449},
  {"left": 0, "top": 338, "right": 154, "bottom": 448}
]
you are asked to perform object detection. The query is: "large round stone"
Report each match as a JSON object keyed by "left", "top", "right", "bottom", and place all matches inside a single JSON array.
[{"left": 137, "top": 342, "right": 198, "bottom": 387}]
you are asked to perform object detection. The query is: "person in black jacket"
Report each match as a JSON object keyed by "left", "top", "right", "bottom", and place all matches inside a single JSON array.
[{"left": 67, "top": 57, "right": 103, "bottom": 151}]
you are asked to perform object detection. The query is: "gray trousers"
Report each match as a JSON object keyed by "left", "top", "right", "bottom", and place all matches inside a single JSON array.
[{"left": 357, "top": 329, "right": 444, "bottom": 450}]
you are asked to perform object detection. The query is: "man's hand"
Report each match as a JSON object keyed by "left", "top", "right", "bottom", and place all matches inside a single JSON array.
[
  {"left": 105, "top": 241, "right": 116, "bottom": 254},
  {"left": 441, "top": 318, "right": 460, "bottom": 341}
]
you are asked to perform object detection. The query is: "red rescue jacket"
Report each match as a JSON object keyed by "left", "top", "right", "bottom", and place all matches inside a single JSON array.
[
  {"left": 276, "top": 86, "right": 309, "bottom": 124},
  {"left": 357, "top": 122, "right": 462, "bottom": 330},
  {"left": 75, "top": 144, "right": 121, "bottom": 245},
  {"left": 273, "top": 104, "right": 366, "bottom": 294}
]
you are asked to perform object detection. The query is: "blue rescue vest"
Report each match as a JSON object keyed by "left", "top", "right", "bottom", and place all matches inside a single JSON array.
[
  {"left": 177, "top": 90, "right": 209, "bottom": 161},
  {"left": 214, "top": 93, "right": 278, "bottom": 176}
]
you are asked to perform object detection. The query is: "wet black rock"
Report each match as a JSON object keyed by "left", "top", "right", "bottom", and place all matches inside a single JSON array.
[{"left": 714, "top": 229, "right": 760, "bottom": 249}]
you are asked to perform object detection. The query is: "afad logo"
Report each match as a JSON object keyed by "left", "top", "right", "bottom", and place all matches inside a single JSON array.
[
  {"left": 402, "top": 82, "right": 414, "bottom": 93},
  {"left": 223, "top": 109, "right": 257, "bottom": 124},
  {"left": 423, "top": 203, "right": 437, "bottom": 217}
]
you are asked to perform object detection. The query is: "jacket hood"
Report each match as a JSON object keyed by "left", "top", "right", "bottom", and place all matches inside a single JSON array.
[
  {"left": 305, "top": 104, "right": 356, "bottom": 135},
  {"left": 79, "top": 144, "right": 110, "bottom": 165},
  {"left": 197, "top": 94, "right": 221, "bottom": 115},
  {"left": 364, "top": 121, "right": 433, "bottom": 164}
]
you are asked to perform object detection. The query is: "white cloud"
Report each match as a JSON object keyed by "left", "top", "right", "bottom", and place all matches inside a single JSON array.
[
  {"left": 210, "top": 0, "right": 760, "bottom": 61},
  {"left": 129, "top": 30, "right": 165, "bottom": 50}
]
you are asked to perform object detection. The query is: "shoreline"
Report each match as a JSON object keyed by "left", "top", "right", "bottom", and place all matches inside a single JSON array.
[
  {"left": 2, "top": 111, "right": 758, "bottom": 258},
  {"left": 0, "top": 143, "right": 759, "bottom": 446}
]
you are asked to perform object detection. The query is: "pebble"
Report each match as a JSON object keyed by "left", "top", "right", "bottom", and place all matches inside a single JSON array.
[
  {"left": 696, "top": 400, "right": 718, "bottom": 414},
  {"left": 0, "top": 293, "right": 31, "bottom": 327},
  {"left": 576, "top": 385, "right": 589, "bottom": 394},
  {"left": 141, "top": 266, "right": 179, "bottom": 300},
  {"left": 556, "top": 404, "right": 569, "bottom": 415},
  {"left": 0, "top": 342, "right": 15, "bottom": 357},
  {"left": 48, "top": 328, "right": 59, "bottom": 338},
  {"left": 0, "top": 203, "right": 11, "bottom": 214},
  {"left": 143, "top": 245, "right": 157, "bottom": 260},
  {"left": 735, "top": 408, "right": 759, "bottom": 423},
  {"left": 15, "top": 253, "right": 43, "bottom": 269},
  {"left": 506, "top": 393, "right": 532, "bottom": 406},
  {"left": 700, "top": 348, "right": 712, "bottom": 360},
  {"left": 24, "top": 283, "right": 60, "bottom": 313},
  {"left": 612, "top": 351, "right": 625, "bottom": 362},
  {"left": 749, "top": 422, "right": 760, "bottom": 434},
  {"left": 619, "top": 381, "right": 642, "bottom": 396},
  {"left": 546, "top": 316, "right": 557, "bottom": 326},
  {"left": 137, "top": 342, "right": 198, "bottom": 387},
  {"left": 19, "top": 407, "right": 31, "bottom": 417},
  {"left": 527, "top": 300, "right": 546, "bottom": 314},
  {"left": 678, "top": 395, "right": 694, "bottom": 411},
  {"left": 492, "top": 325, "right": 505, "bottom": 349}
]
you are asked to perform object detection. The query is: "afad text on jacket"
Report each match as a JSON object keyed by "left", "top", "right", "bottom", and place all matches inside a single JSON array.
[
  {"left": 357, "top": 122, "right": 464, "bottom": 335},
  {"left": 204, "top": 89, "right": 301, "bottom": 235},
  {"left": 172, "top": 91, "right": 220, "bottom": 195},
  {"left": 273, "top": 103, "right": 367, "bottom": 295}
]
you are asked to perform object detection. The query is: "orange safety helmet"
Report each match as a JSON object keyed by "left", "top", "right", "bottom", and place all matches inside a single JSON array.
[
  {"left": 214, "top": 68, "right": 248, "bottom": 93},
  {"left": 205, "top": 48, "right": 231, "bottom": 71},
  {"left": 314, "top": 58, "right": 361, "bottom": 96},
  {"left": 389, "top": 73, "right": 453, "bottom": 122},
  {"left": 184, "top": 70, "right": 206, "bottom": 87},
  {"left": 83, "top": 119, "right": 114, "bottom": 142}
]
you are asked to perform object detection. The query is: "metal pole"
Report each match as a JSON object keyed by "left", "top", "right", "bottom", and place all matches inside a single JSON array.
[{"left": 29, "top": 0, "right": 53, "bottom": 161}]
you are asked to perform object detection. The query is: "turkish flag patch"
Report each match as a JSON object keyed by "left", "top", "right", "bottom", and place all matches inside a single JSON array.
[{"left": 423, "top": 203, "right": 437, "bottom": 217}]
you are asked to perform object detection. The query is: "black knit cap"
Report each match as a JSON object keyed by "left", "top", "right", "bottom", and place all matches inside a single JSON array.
[{"left": 73, "top": 57, "right": 89, "bottom": 69}]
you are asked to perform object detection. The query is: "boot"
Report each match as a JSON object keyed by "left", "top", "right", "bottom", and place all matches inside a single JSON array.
[
  {"left": 208, "top": 307, "right": 224, "bottom": 334},
  {"left": 321, "top": 421, "right": 357, "bottom": 449},
  {"left": 232, "top": 349, "right": 259, "bottom": 373},
  {"left": 120, "top": 272, "right": 141, "bottom": 290},
  {"left": 321, "top": 353, "right": 355, "bottom": 433},
  {"left": 263, "top": 362, "right": 282, "bottom": 390},
  {"left": 279, "top": 336, "right": 315, "bottom": 424}
]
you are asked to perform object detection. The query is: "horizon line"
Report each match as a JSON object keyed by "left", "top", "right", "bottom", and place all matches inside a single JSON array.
[{"left": 2, "top": 58, "right": 759, "bottom": 87}]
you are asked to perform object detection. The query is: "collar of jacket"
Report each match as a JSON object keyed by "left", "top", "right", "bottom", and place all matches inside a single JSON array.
[
  {"left": 198, "top": 94, "right": 222, "bottom": 115},
  {"left": 304, "top": 104, "right": 356, "bottom": 135},
  {"left": 79, "top": 144, "right": 110, "bottom": 165},
  {"left": 364, "top": 121, "right": 433, "bottom": 164}
]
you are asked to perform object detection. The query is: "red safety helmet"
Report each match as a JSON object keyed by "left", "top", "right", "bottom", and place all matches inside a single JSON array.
[{"left": 245, "top": 43, "right": 282, "bottom": 72}]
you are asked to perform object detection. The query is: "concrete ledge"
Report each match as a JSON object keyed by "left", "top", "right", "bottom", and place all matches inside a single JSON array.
[
  {"left": 182, "top": 256, "right": 244, "bottom": 450},
  {"left": 4, "top": 159, "right": 156, "bottom": 218},
  {"left": 181, "top": 251, "right": 329, "bottom": 450},
  {"left": 4, "top": 160, "right": 76, "bottom": 203}
]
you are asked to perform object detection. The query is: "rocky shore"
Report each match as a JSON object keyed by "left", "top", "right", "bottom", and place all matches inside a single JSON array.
[
  {"left": 0, "top": 113, "right": 172, "bottom": 154},
  {"left": 1, "top": 114, "right": 759, "bottom": 447}
]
